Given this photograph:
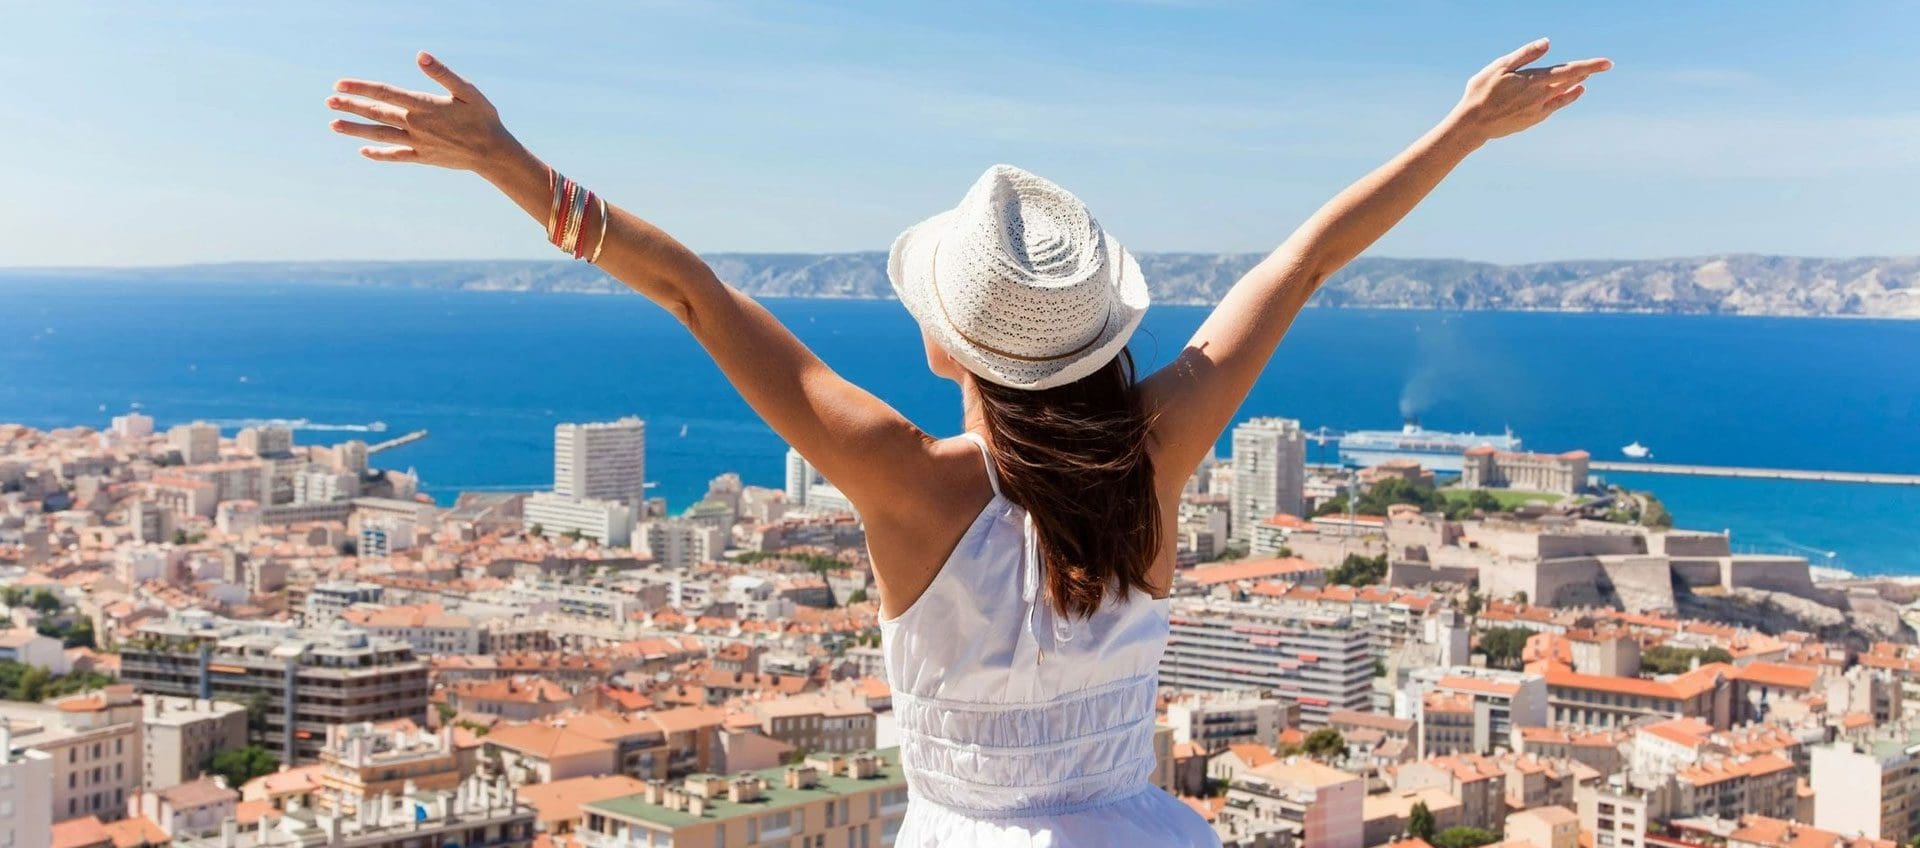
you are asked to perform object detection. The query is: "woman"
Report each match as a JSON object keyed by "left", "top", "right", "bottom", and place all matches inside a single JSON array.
[{"left": 328, "top": 39, "right": 1606, "bottom": 846}]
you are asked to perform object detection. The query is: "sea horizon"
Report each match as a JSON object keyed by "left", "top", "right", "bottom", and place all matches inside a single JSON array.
[{"left": 3, "top": 278, "right": 1915, "bottom": 574}]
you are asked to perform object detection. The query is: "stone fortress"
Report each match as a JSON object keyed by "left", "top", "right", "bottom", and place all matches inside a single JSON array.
[{"left": 1382, "top": 505, "right": 1817, "bottom": 611}]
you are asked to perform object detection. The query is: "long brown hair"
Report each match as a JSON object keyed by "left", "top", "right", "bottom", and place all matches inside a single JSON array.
[{"left": 973, "top": 350, "right": 1160, "bottom": 619}]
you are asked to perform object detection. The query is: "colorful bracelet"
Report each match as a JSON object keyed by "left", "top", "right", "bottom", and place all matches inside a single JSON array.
[{"left": 544, "top": 168, "right": 606, "bottom": 262}]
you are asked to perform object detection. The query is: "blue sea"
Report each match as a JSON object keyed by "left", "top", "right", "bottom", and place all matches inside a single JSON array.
[{"left": 2, "top": 279, "right": 1916, "bottom": 573}]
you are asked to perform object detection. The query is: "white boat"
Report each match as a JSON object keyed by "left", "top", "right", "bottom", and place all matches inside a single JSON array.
[{"left": 1621, "top": 441, "right": 1652, "bottom": 459}]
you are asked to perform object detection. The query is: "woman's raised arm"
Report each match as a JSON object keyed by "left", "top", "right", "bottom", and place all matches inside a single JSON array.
[
  {"left": 1140, "top": 39, "right": 1610, "bottom": 483},
  {"left": 326, "top": 52, "right": 930, "bottom": 511}
]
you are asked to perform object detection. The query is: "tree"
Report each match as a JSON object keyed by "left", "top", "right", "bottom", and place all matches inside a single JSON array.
[
  {"left": 1465, "top": 587, "right": 1484, "bottom": 617},
  {"left": 1477, "top": 627, "right": 1533, "bottom": 670},
  {"left": 1640, "top": 494, "right": 1674, "bottom": 529},
  {"left": 1409, "top": 801, "right": 1437, "bottom": 841},
  {"left": 1328, "top": 554, "right": 1388, "bottom": 587},
  {"left": 1433, "top": 827, "right": 1500, "bottom": 848},
  {"left": 526, "top": 523, "right": 544, "bottom": 538},
  {"left": 435, "top": 702, "right": 457, "bottom": 725},
  {"left": 29, "top": 588, "right": 62, "bottom": 615},
  {"left": 845, "top": 589, "right": 868, "bottom": 606},
  {"left": 210, "top": 745, "right": 279, "bottom": 788},
  {"left": 0, "top": 586, "right": 24, "bottom": 608},
  {"left": 1302, "top": 728, "right": 1346, "bottom": 759},
  {"left": 1373, "top": 657, "right": 1388, "bottom": 678}
]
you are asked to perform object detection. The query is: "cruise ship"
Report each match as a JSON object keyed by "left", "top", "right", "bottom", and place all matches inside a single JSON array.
[{"left": 1336, "top": 419, "right": 1522, "bottom": 473}]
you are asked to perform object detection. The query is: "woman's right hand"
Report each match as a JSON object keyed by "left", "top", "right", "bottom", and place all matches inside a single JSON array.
[
  {"left": 1449, "top": 39, "right": 1611, "bottom": 143},
  {"left": 327, "top": 52, "right": 524, "bottom": 171}
]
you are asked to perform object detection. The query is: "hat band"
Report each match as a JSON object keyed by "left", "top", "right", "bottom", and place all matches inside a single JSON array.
[{"left": 930, "top": 242, "right": 1113, "bottom": 364}]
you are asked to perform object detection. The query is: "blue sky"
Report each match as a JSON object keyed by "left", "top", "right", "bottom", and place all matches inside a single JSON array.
[{"left": 2, "top": 1, "right": 1915, "bottom": 266}]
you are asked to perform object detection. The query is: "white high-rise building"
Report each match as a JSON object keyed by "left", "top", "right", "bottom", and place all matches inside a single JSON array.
[
  {"left": 168, "top": 421, "right": 221, "bottom": 465},
  {"left": 1230, "top": 417, "right": 1306, "bottom": 541},
  {"left": 785, "top": 446, "right": 817, "bottom": 506},
  {"left": 554, "top": 417, "right": 647, "bottom": 507}
]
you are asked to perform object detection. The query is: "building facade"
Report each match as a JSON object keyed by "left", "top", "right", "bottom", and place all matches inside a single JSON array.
[
  {"left": 119, "top": 613, "right": 430, "bottom": 764},
  {"left": 141, "top": 695, "right": 247, "bottom": 790},
  {"left": 555, "top": 418, "right": 647, "bottom": 508},
  {"left": 1230, "top": 417, "right": 1307, "bottom": 541},
  {"left": 1161, "top": 600, "right": 1373, "bottom": 728}
]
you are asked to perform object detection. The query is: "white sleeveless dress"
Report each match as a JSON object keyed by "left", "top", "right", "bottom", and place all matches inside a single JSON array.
[{"left": 879, "top": 433, "right": 1220, "bottom": 846}]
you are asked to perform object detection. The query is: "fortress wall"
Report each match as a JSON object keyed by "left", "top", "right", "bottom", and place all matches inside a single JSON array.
[
  {"left": 1655, "top": 532, "right": 1733, "bottom": 558},
  {"left": 1389, "top": 561, "right": 1478, "bottom": 589},
  {"left": 1598, "top": 556, "right": 1679, "bottom": 612},
  {"left": 1484, "top": 557, "right": 1612, "bottom": 608},
  {"left": 1669, "top": 559, "right": 1725, "bottom": 589},
  {"left": 1537, "top": 533, "right": 1647, "bottom": 559},
  {"left": 1726, "top": 556, "right": 1817, "bottom": 599}
]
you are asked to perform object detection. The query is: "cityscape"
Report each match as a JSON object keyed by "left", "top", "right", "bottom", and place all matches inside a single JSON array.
[{"left": 2, "top": 407, "right": 1914, "bottom": 848}]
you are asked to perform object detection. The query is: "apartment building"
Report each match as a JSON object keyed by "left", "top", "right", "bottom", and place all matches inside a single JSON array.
[
  {"left": 1164, "top": 691, "right": 1287, "bottom": 752},
  {"left": 339, "top": 603, "right": 483, "bottom": 655},
  {"left": 301, "top": 581, "right": 384, "bottom": 626},
  {"left": 172, "top": 772, "right": 536, "bottom": 848},
  {"left": 1811, "top": 725, "right": 1920, "bottom": 842},
  {"left": 554, "top": 418, "right": 647, "bottom": 508},
  {"left": 0, "top": 686, "right": 142, "bottom": 823},
  {"left": 1161, "top": 599, "right": 1373, "bottom": 728},
  {"left": 1577, "top": 775, "right": 1653, "bottom": 848},
  {"left": 316, "top": 722, "right": 462, "bottom": 812},
  {"left": 1230, "top": 417, "right": 1307, "bottom": 541},
  {"left": 750, "top": 693, "right": 877, "bottom": 755},
  {"left": 522, "top": 491, "right": 635, "bottom": 547},
  {"left": 1401, "top": 666, "right": 1549, "bottom": 756},
  {"left": 140, "top": 695, "right": 246, "bottom": 790},
  {"left": 579, "top": 750, "right": 908, "bottom": 848},
  {"left": 119, "top": 612, "right": 430, "bottom": 763},
  {"left": 1542, "top": 664, "right": 1732, "bottom": 730},
  {"left": 1216, "top": 758, "right": 1365, "bottom": 848},
  {"left": 0, "top": 727, "right": 52, "bottom": 848}
]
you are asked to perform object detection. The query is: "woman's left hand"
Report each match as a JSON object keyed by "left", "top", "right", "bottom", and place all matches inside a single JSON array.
[{"left": 327, "top": 52, "right": 522, "bottom": 170}]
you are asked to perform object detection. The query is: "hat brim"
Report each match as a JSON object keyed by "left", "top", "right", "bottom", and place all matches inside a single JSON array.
[{"left": 887, "top": 210, "right": 1149, "bottom": 392}]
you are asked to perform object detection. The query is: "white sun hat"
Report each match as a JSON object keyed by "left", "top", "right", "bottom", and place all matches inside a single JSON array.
[{"left": 888, "top": 164, "right": 1150, "bottom": 391}]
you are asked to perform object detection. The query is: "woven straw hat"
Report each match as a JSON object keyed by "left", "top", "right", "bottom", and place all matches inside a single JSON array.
[{"left": 888, "top": 164, "right": 1149, "bottom": 391}]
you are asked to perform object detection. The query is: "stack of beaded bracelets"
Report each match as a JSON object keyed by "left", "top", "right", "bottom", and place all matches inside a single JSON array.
[{"left": 546, "top": 167, "right": 609, "bottom": 263}]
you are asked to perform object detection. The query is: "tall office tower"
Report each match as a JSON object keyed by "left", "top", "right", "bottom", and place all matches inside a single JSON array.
[
  {"left": 785, "top": 446, "right": 818, "bottom": 506},
  {"left": 553, "top": 417, "right": 647, "bottom": 507},
  {"left": 1230, "top": 417, "right": 1306, "bottom": 541},
  {"left": 168, "top": 421, "right": 221, "bottom": 465}
]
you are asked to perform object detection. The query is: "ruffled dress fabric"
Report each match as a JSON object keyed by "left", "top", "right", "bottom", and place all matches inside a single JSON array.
[{"left": 879, "top": 434, "right": 1219, "bottom": 847}]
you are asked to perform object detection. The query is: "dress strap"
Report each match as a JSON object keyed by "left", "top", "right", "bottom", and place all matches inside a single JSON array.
[{"left": 957, "top": 432, "right": 1002, "bottom": 498}]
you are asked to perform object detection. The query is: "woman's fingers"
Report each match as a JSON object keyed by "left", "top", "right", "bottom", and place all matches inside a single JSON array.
[
  {"left": 416, "top": 52, "right": 481, "bottom": 101},
  {"left": 1521, "top": 58, "right": 1612, "bottom": 86},
  {"left": 360, "top": 146, "right": 420, "bottom": 163},
  {"left": 1543, "top": 85, "right": 1587, "bottom": 113},
  {"left": 326, "top": 95, "right": 407, "bottom": 127},
  {"left": 334, "top": 78, "right": 441, "bottom": 107},
  {"left": 1495, "top": 38, "right": 1551, "bottom": 73},
  {"left": 330, "top": 119, "right": 407, "bottom": 144}
]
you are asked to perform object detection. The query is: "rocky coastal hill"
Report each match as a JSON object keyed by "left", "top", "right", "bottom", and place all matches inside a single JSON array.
[{"left": 13, "top": 253, "right": 1920, "bottom": 317}]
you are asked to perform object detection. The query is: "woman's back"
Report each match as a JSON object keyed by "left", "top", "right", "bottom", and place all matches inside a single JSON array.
[{"left": 880, "top": 433, "right": 1218, "bottom": 846}]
